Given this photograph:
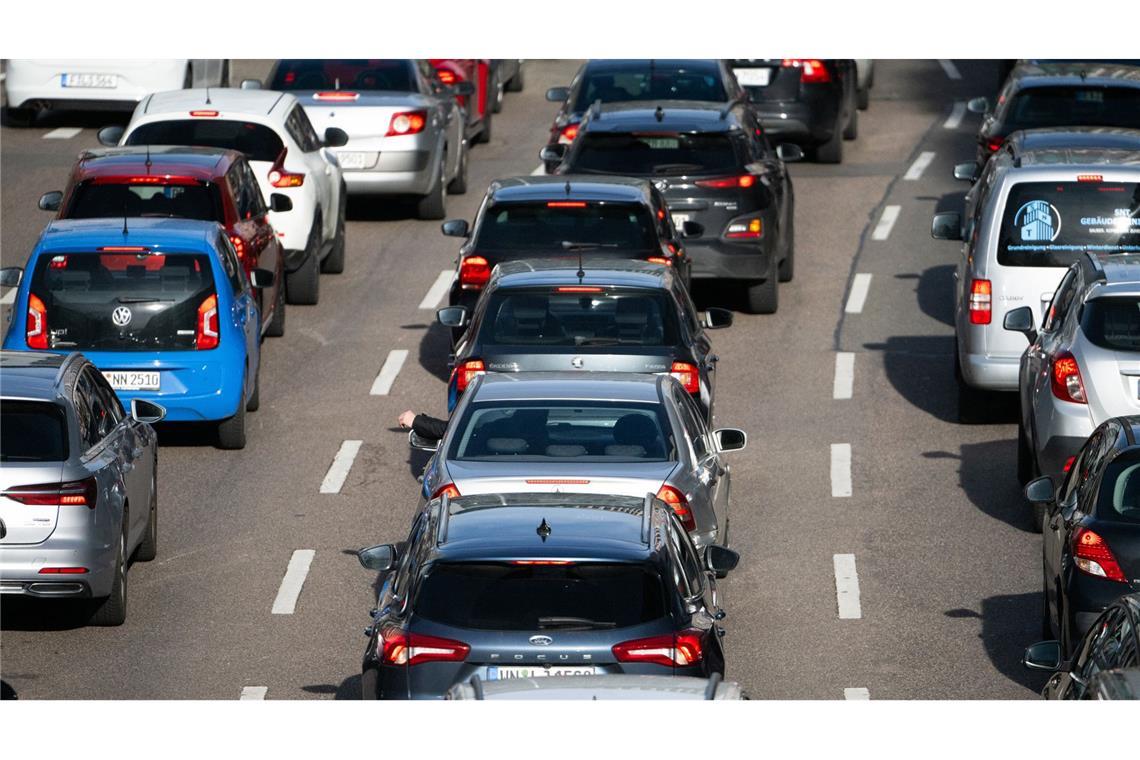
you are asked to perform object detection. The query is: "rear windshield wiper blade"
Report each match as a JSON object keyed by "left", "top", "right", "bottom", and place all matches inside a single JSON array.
[
  {"left": 537, "top": 616, "right": 617, "bottom": 630},
  {"left": 116, "top": 296, "right": 169, "bottom": 304},
  {"left": 560, "top": 241, "right": 620, "bottom": 250},
  {"left": 652, "top": 163, "right": 703, "bottom": 174},
  {"left": 573, "top": 337, "right": 623, "bottom": 346}
]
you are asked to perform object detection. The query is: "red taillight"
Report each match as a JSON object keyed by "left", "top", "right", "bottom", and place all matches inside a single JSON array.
[
  {"left": 313, "top": 91, "right": 359, "bottom": 102},
  {"left": 98, "top": 246, "right": 150, "bottom": 253},
  {"left": 436, "top": 69, "right": 457, "bottom": 86},
  {"left": 1063, "top": 456, "right": 1076, "bottom": 473},
  {"left": 555, "top": 286, "right": 602, "bottom": 293},
  {"left": 228, "top": 234, "right": 245, "bottom": 260},
  {"left": 3, "top": 478, "right": 97, "bottom": 509},
  {"left": 725, "top": 218, "right": 763, "bottom": 239},
  {"left": 378, "top": 627, "right": 469, "bottom": 666},
  {"left": 268, "top": 148, "right": 304, "bottom": 188},
  {"left": 49, "top": 255, "right": 68, "bottom": 269},
  {"left": 452, "top": 360, "right": 485, "bottom": 393},
  {"left": 670, "top": 361, "right": 700, "bottom": 394},
  {"left": 38, "top": 567, "right": 89, "bottom": 574},
  {"left": 196, "top": 294, "right": 219, "bottom": 350},
  {"left": 985, "top": 137, "right": 1004, "bottom": 154},
  {"left": 386, "top": 111, "right": 427, "bottom": 137},
  {"left": 782, "top": 59, "right": 831, "bottom": 83},
  {"left": 26, "top": 293, "right": 48, "bottom": 349},
  {"left": 1072, "top": 528, "right": 1127, "bottom": 582},
  {"left": 432, "top": 483, "right": 461, "bottom": 499},
  {"left": 695, "top": 175, "right": 756, "bottom": 189},
  {"left": 646, "top": 256, "right": 672, "bottom": 266},
  {"left": 656, "top": 484, "right": 695, "bottom": 531},
  {"left": 558, "top": 123, "right": 579, "bottom": 144},
  {"left": 968, "top": 279, "right": 991, "bottom": 324},
  {"left": 1077, "top": 174, "right": 1103, "bottom": 183},
  {"left": 458, "top": 255, "right": 491, "bottom": 290},
  {"left": 189, "top": 110, "right": 219, "bottom": 118},
  {"left": 612, "top": 629, "right": 706, "bottom": 667},
  {"left": 1050, "top": 351, "right": 1087, "bottom": 404}
]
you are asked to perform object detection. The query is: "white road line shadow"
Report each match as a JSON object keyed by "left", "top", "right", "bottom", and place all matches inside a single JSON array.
[
  {"left": 833, "top": 353, "right": 854, "bottom": 400},
  {"left": 240, "top": 686, "right": 268, "bottom": 700},
  {"left": 43, "top": 127, "right": 82, "bottom": 139},
  {"left": 419, "top": 270, "right": 453, "bottom": 310},
  {"left": 833, "top": 554, "right": 862, "bottom": 619},
  {"left": 871, "top": 205, "right": 900, "bottom": 241},
  {"left": 845, "top": 274, "right": 872, "bottom": 314},
  {"left": 271, "top": 549, "right": 315, "bottom": 615},
  {"left": 904, "top": 151, "right": 936, "bottom": 181},
  {"left": 944, "top": 101, "right": 966, "bottom": 129},
  {"left": 319, "top": 440, "right": 362, "bottom": 494},
  {"left": 370, "top": 349, "right": 409, "bottom": 396},
  {"left": 938, "top": 60, "right": 962, "bottom": 80},
  {"left": 831, "top": 443, "right": 852, "bottom": 497},
  {"left": 844, "top": 687, "right": 870, "bottom": 700}
]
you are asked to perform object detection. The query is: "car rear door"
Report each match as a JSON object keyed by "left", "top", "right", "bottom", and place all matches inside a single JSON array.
[
  {"left": 671, "top": 383, "right": 723, "bottom": 541},
  {"left": 85, "top": 367, "right": 148, "bottom": 542},
  {"left": 0, "top": 400, "right": 67, "bottom": 545},
  {"left": 285, "top": 104, "right": 337, "bottom": 243}
]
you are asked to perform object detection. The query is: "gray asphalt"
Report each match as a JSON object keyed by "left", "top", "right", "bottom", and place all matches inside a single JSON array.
[{"left": 0, "top": 59, "right": 1050, "bottom": 699}]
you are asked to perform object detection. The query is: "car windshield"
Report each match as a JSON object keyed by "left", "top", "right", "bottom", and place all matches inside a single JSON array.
[
  {"left": 1080, "top": 297, "right": 1140, "bottom": 352},
  {"left": 66, "top": 179, "right": 222, "bottom": 222},
  {"left": 998, "top": 181, "right": 1140, "bottom": 267},
  {"left": 125, "top": 121, "right": 284, "bottom": 164},
  {"left": 413, "top": 562, "right": 668, "bottom": 631},
  {"left": 30, "top": 251, "right": 217, "bottom": 351},
  {"left": 475, "top": 202, "right": 658, "bottom": 251},
  {"left": 0, "top": 401, "right": 68, "bottom": 462},
  {"left": 573, "top": 63, "right": 726, "bottom": 110},
  {"left": 479, "top": 287, "right": 681, "bottom": 347},
  {"left": 269, "top": 59, "right": 415, "bottom": 92},
  {"left": 569, "top": 132, "right": 742, "bottom": 176},
  {"left": 1097, "top": 454, "right": 1140, "bottom": 524},
  {"left": 1002, "top": 87, "right": 1140, "bottom": 132},
  {"left": 450, "top": 400, "right": 674, "bottom": 462}
]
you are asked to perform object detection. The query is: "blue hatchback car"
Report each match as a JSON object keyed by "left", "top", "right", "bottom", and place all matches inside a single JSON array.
[{"left": 1, "top": 218, "right": 270, "bottom": 449}]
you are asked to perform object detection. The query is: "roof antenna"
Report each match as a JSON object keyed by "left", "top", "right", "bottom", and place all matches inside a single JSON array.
[
  {"left": 205, "top": 86, "right": 212, "bottom": 105},
  {"left": 576, "top": 247, "right": 585, "bottom": 282},
  {"left": 655, "top": 105, "right": 664, "bottom": 122},
  {"left": 564, "top": 180, "right": 571, "bottom": 196},
  {"left": 122, "top": 208, "right": 129, "bottom": 236},
  {"left": 536, "top": 518, "right": 552, "bottom": 542},
  {"left": 145, "top": 144, "right": 152, "bottom": 172},
  {"left": 335, "top": 77, "right": 341, "bottom": 91}
]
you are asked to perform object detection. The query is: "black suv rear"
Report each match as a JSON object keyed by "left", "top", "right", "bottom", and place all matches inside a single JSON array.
[{"left": 356, "top": 493, "right": 740, "bottom": 700}]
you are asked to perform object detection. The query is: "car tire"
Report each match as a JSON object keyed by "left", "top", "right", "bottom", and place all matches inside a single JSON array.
[
  {"left": 506, "top": 63, "right": 524, "bottom": 92},
  {"left": 134, "top": 468, "right": 158, "bottom": 562},
  {"left": 416, "top": 159, "right": 447, "bottom": 220},
  {"left": 447, "top": 142, "right": 469, "bottom": 195},
  {"left": 89, "top": 522, "right": 128, "bottom": 627},
  {"left": 217, "top": 377, "right": 248, "bottom": 450},
  {"left": 814, "top": 129, "right": 843, "bottom": 164},
  {"left": 857, "top": 86, "right": 870, "bottom": 111},
  {"left": 1, "top": 105, "right": 35, "bottom": 127},
  {"left": 246, "top": 364, "right": 260, "bottom": 413},
  {"left": 778, "top": 218, "right": 795, "bottom": 283},
  {"left": 265, "top": 282, "right": 286, "bottom": 337},
  {"left": 321, "top": 200, "right": 346, "bottom": 274},
  {"left": 744, "top": 267, "right": 779, "bottom": 315},
  {"left": 360, "top": 667, "right": 380, "bottom": 700},
  {"left": 285, "top": 246, "right": 320, "bottom": 306},
  {"left": 843, "top": 106, "right": 858, "bottom": 140}
]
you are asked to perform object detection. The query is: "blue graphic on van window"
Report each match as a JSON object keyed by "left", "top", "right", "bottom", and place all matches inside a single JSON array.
[{"left": 1015, "top": 200, "right": 1061, "bottom": 242}]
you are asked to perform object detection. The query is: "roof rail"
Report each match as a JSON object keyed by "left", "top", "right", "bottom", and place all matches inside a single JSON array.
[
  {"left": 719, "top": 93, "right": 745, "bottom": 120},
  {"left": 587, "top": 98, "right": 603, "bottom": 121},
  {"left": 436, "top": 492, "right": 452, "bottom": 546},
  {"left": 704, "top": 671, "right": 723, "bottom": 700},
  {"left": 641, "top": 493, "right": 654, "bottom": 545}
]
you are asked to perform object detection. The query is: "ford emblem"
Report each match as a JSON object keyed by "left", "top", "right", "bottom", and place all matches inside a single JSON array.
[{"left": 529, "top": 635, "right": 553, "bottom": 646}]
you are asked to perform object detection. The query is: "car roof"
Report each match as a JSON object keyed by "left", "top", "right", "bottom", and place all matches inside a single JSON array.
[
  {"left": 491, "top": 259, "right": 671, "bottom": 290},
  {"left": 36, "top": 217, "right": 222, "bottom": 253},
  {"left": 1005, "top": 128, "right": 1140, "bottom": 165},
  {"left": 141, "top": 88, "right": 291, "bottom": 117},
  {"left": 1011, "top": 62, "right": 1140, "bottom": 87},
  {"left": 72, "top": 145, "right": 238, "bottom": 180},
  {"left": 1086, "top": 254, "right": 1140, "bottom": 295},
  {"left": 0, "top": 350, "right": 78, "bottom": 400},
  {"left": 469, "top": 371, "right": 665, "bottom": 403},
  {"left": 580, "top": 101, "right": 743, "bottom": 134},
  {"left": 487, "top": 175, "right": 652, "bottom": 204}
]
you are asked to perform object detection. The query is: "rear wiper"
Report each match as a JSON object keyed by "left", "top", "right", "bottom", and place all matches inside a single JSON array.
[
  {"left": 537, "top": 616, "right": 617, "bottom": 630},
  {"left": 560, "top": 241, "right": 620, "bottom": 250},
  {"left": 116, "top": 296, "right": 168, "bottom": 304},
  {"left": 652, "top": 163, "right": 702, "bottom": 174},
  {"left": 574, "top": 337, "right": 622, "bottom": 346}
]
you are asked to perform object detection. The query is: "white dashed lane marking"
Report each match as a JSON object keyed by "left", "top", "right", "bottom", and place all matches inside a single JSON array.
[
  {"left": 831, "top": 444, "right": 852, "bottom": 497},
  {"left": 844, "top": 688, "right": 870, "bottom": 700},
  {"left": 833, "top": 353, "right": 854, "bottom": 400},
  {"left": 43, "top": 127, "right": 82, "bottom": 139},
  {"left": 944, "top": 101, "right": 966, "bottom": 129},
  {"left": 370, "top": 349, "right": 409, "bottom": 396},
  {"left": 271, "top": 550, "right": 315, "bottom": 615},
  {"left": 0, "top": 289, "right": 15, "bottom": 306},
  {"left": 844, "top": 274, "right": 872, "bottom": 314},
  {"left": 530, "top": 164, "right": 546, "bottom": 176},
  {"left": 833, "top": 554, "right": 862, "bottom": 619},
  {"left": 871, "top": 205, "right": 900, "bottom": 241},
  {"left": 938, "top": 59, "right": 961, "bottom": 80},
  {"left": 904, "top": 151, "right": 936, "bottom": 181},
  {"left": 240, "top": 686, "right": 268, "bottom": 700},
  {"left": 319, "top": 440, "right": 362, "bottom": 494},
  {"left": 419, "top": 270, "right": 453, "bottom": 310}
]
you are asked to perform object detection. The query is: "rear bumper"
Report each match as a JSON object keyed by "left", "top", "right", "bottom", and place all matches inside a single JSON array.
[
  {"left": 960, "top": 351, "right": 1020, "bottom": 392},
  {"left": 5, "top": 60, "right": 185, "bottom": 111},
  {"left": 686, "top": 238, "right": 773, "bottom": 280},
  {"left": 83, "top": 353, "right": 246, "bottom": 423},
  {"left": 342, "top": 150, "right": 435, "bottom": 196},
  {"left": 752, "top": 95, "right": 841, "bottom": 146},
  {"left": 0, "top": 542, "right": 116, "bottom": 598}
]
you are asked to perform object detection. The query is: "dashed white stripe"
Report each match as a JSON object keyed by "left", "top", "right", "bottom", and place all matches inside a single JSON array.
[
  {"left": 944, "top": 101, "right": 966, "bottom": 129},
  {"left": 844, "top": 274, "right": 872, "bottom": 314},
  {"left": 319, "top": 440, "right": 362, "bottom": 494},
  {"left": 833, "top": 554, "right": 862, "bottom": 619},
  {"left": 833, "top": 353, "right": 854, "bottom": 400},
  {"left": 938, "top": 59, "right": 961, "bottom": 80},
  {"left": 370, "top": 349, "right": 409, "bottom": 396},
  {"left": 0, "top": 289, "right": 16, "bottom": 306},
  {"left": 831, "top": 443, "right": 852, "bottom": 498},
  {"left": 43, "top": 127, "right": 82, "bottom": 139},
  {"left": 530, "top": 163, "right": 546, "bottom": 176},
  {"left": 871, "top": 205, "right": 900, "bottom": 241},
  {"left": 419, "top": 270, "right": 453, "bottom": 310},
  {"left": 904, "top": 151, "right": 936, "bottom": 181},
  {"left": 844, "top": 687, "right": 870, "bottom": 700},
  {"left": 240, "top": 686, "right": 268, "bottom": 700},
  {"left": 271, "top": 549, "right": 315, "bottom": 615}
]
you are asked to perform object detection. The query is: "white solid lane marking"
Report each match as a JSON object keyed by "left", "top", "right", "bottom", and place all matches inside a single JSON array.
[
  {"left": 370, "top": 349, "right": 409, "bottom": 396},
  {"left": 240, "top": 686, "right": 268, "bottom": 700},
  {"left": 904, "top": 151, "right": 936, "bottom": 181},
  {"left": 871, "top": 205, "right": 900, "bottom": 241},
  {"left": 271, "top": 549, "right": 315, "bottom": 615},
  {"left": 419, "top": 270, "right": 453, "bottom": 310},
  {"left": 844, "top": 687, "right": 870, "bottom": 700},
  {"left": 938, "top": 59, "right": 962, "bottom": 80},
  {"left": 844, "top": 274, "right": 872, "bottom": 314},
  {"left": 43, "top": 127, "right": 82, "bottom": 140},
  {"left": 831, "top": 443, "right": 852, "bottom": 497},
  {"left": 319, "top": 440, "right": 362, "bottom": 494},
  {"left": 833, "top": 353, "right": 855, "bottom": 400},
  {"left": 833, "top": 554, "right": 862, "bottom": 619},
  {"left": 0, "top": 289, "right": 15, "bottom": 306},
  {"left": 530, "top": 164, "right": 546, "bottom": 176},
  {"left": 944, "top": 101, "right": 966, "bottom": 129}
]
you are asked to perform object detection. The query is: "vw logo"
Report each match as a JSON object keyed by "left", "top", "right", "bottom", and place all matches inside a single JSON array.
[
  {"left": 0, "top": 519, "right": 6, "bottom": 540},
  {"left": 528, "top": 635, "right": 553, "bottom": 646},
  {"left": 111, "top": 306, "right": 133, "bottom": 327},
  {"left": 654, "top": 180, "right": 668, "bottom": 191},
  {"left": 571, "top": 357, "right": 584, "bottom": 369}
]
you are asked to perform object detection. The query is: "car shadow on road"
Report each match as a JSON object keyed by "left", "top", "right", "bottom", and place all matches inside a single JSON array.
[
  {"left": 865, "top": 334, "right": 959, "bottom": 423},
  {"left": 152, "top": 421, "right": 222, "bottom": 448},
  {"left": 303, "top": 674, "right": 362, "bottom": 700},
  {"left": 345, "top": 196, "right": 425, "bottom": 223},
  {"left": 1, "top": 108, "right": 131, "bottom": 130},
  {"left": 923, "top": 439, "right": 1034, "bottom": 533},
  {"left": 0, "top": 598, "right": 91, "bottom": 631},
  {"left": 690, "top": 280, "right": 747, "bottom": 313},
  {"left": 416, "top": 320, "right": 452, "bottom": 384},
  {"left": 893, "top": 264, "right": 956, "bottom": 327},
  {"left": 945, "top": 592, "right": 1051, "bottom": 695}
]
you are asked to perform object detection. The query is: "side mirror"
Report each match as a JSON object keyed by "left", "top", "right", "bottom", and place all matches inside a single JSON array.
[
  {"left": 249, "top": 268, "right": 275, "bottom": 289},
  {"left": 436, "top": 306, "right": 468, "bottom": 328},
  {"left": 1022, "top": 640, "right": 1063, "bottom": 672},
  {"left": 441, "top": 219, "right": 469, "bottom": 238},
  {"left": 0, "top": 267, "right": 23, "bottom": 288},
  {"left": 450, "top": 81, "right": 476, "bottom": 97},
  {"left": 682, "top": 220, "right": 704, "bottom": 238},
  {"left": 324, "top": 127, "right": 349, "bottom": 148},
  {"left": 539, "top": 144, "right": 566, "bottom": 164},
  {"left": 408, "top": 429, "right": 440, "bottom": 452},
  {"left": 357, "top": 544, "right": 397, "bottom": 572},
  {"left": 1003, "top": 306, "right": 1037, "bottom": 344},
  {"left": 953, "top": 162, "right": 978, "bottom": 182},
  {"left": 96, "top": 125, "right": 124, "bottom": 147},
  {"left": 130, "top": 398, "right": 166, "bottom": 425},
  {"left": 705, "top": 544, "right": 740, "bottom": 575},
  {"left": 967, "top": 97, "right": 990, "bottom": 114},
  {"left": 240, "top": 78, "right": 263, "bottom": 90},
  {"left": 546, "top": 86, "right": 570, "bottom": 103},
  {"left": 703, "top": 307, "right": 733, "bottom": 330},
  {"left": 713, "top": 428, "right": 747, "bottom": 452},
  {"left": 39, "top": 191, "right": 63, "bottom": 212},
  {"left": 775, "top": 143, "right": 804, "bottom": 163},
  {"left": 269, "top": 193, "right": 293, "bottom": 213},
  {"left": 1025, "top": 476, "right": 1055, "bottom": 504},
  {"left": 931, "top": 212, "right": 962, "bottom": 241}
]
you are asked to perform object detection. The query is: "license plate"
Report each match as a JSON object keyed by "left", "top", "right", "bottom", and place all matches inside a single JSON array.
[
  {"left": 733, "top": 68, "right": 771, "bottom": 87},
  {"left": 486, "top": 666, "right": 597, "bottom": 680},
  {"left": 102, "top": 371, "right": 159, "bottom": 391},
  {"left": 61, "top": 73, "right": 118, "bottom": 89},
  {"left": 335, "top": 151, "right": 375, "bottom": 170},
  {"left": 671, "top": 213, "right": 691, "bottom": 229}
]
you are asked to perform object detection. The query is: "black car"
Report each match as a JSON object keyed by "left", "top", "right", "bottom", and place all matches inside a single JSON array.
[
  {"left": 1023, "top": 593, "right": 1140, "bottom": 699},
  {"left": 548, "top": 101, "right": 799, "bottom": 314},
  {"left": 356, "top": 492, "right": 740, "bottom": 700},
  {"left": 437, "top": 259, "right": 732, "bottom": 421},
  {"left": 442, "top": 175, "right": 692, "bottom": 319},
  {"left": 727, "top": 59, "right": 857, "bottom": 164},
  {"left": 542, "top": 59, "right": 747, "bottom": 173},
  {"left": 1025, "top": 417, "right": 1140, "bottom": 656}
]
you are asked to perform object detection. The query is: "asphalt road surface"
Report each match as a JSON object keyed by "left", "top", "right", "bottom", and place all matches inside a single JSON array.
[{"left": 0, "top": 59, "right": 1051, "bottom": 699}]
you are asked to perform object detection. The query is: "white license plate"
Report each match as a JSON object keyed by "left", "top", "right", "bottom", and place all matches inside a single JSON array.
[
  {"left": 335, "top": 151, "right": 374, "bottom": 170},
  {"left": 671, "top": 213, "right": 691, "bottom": 229},
  {"left": 734, "top": 67, "right": 772, "bottom": 87},
  {"left": 486, "top": 666, "right": 597, "bottom": 680},
  {"left": 61, "top": 73, "right": 118, "bottom": 89},
  {"left": 102, "top": 371, "right": 159, "bottom": 391}
]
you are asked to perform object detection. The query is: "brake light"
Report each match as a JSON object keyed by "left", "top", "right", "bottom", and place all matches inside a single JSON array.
[
  {"left": 386, "top": 111, "right": 427, "bottom": 137},
  {"left": 458, "top": 255, "right": 491, "bottom": 290},
  {"left": 1063, "top": 456, "right": 1075, "bottom": 473},
  {"left": 26, "top": 293, "right": 48, "bottom": 349},
  {"left": 432, "top": 483, "right": 461, "bottom": 499},
  {"left": 1077, "top": 175, "right": 1103, "bottom": 183},
  {"left": 656, "top": 484, "right": 695, "bottom": 531},
  {"left": 696, "top": 175, "right": 756, "bottom": 189},
  {"left": 985, "top": 137, "right": 1004, "bottom": 154},
  {"left": 268, "top": 148, "right": 304, "bottom": 188},
  {"left": 378, "top": 627, "right": 469, "bottom": 666},
  {"left": 646, "top": 256, "right": 672, "bottom": 265},
  {"left": 98, "top": 246, "right": 149, "bottom": 253},
  {"left": 38, "top": 567, "right": 89, "bottom": 574},
  {"left": 558, "top": 124, "right": 579, "bottom": 144},
  {"left": 313, "top": 91, "right": 359, "bottom": 101},
  {"left": 509, "top": 560, "right": 573, "bottom": 565},
  {"left": 612, "top": 629, "right": 706, "bottom": 667},
  {"left": 3, "top": 478, "right": 97, "bottom": 509},
  {"left": 90, "top": 175, "right": 202, "bottom": 186},
  {"left": 196, "top": 294, "right": 219, "bottom": 350},
  {"left": 452, "top": 360, "right": 485, "bottom": 393},
  {"left": 1072, "top": 528, "right": 1127, "bottom": 582},
  {"left": 670, "top": 361, "right": 700, "bottom": 394},
  {"left": 436, "top": 69, "right": 457, "bottom": 85},
  {"left": 228, "top": 235, "right": 245, "bottom": 260},
  {"left": 189, "top": 110, "right": 219, "bottom": 117},
  {"left": 525, "top": 479, "right": 590, "bottom": 485},
  {"left": 968, "top": 279, "right": 991, "bottom": 324},
  {"left": 782, "top": 59, "right": 831, "bottom": 83},
  {"left": 725, "top": 218, "right": 763, "bottom": 239},
  {"left": 1050, "top": 351, "right": 1087, "bottom": 404},
  {"left": 555, "top": 286, "right": 602, "bottom": 293},
  {"left": 547, "top": 201, "right": 587, "bottom": 208}
]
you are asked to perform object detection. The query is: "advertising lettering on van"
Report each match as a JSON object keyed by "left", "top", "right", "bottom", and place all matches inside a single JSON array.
[{"left": 1079, "top": 208, "right": 1140, "bottom": 234}]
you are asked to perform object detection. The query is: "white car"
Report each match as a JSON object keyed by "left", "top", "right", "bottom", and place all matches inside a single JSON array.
[
  {"left": 100, "top": 89, "right": 347, "bottom": 305},
  {"left": 2, "top": 59, "right": 228, "bottom": 125}
]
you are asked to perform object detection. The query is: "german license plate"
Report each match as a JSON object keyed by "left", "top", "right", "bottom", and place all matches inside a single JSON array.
[
  {"left": 61, "top": 73, "right": 118, "bottom": 89},
  {"left": 671, "top": 213, "right": 691, "bottom": 229},
  {"left": 734, "top": 68, "right": 771, "bottom": 87},
  {"left": 102, "top": 371, "right": 159, "bottom": 391},
  {"left": 336, "top": 151, "right": 374, "bottom": 170},
  {"left": 486, "top": 666, "right": 597, "bottom": 680}
]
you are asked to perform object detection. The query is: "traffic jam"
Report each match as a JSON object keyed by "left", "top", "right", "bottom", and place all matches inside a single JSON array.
[{"left": 1, "top": 57, "right": 1139, "bottom": 703}]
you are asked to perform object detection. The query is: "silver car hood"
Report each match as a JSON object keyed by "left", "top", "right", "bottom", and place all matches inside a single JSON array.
[{"left": 446, "top": 460, "right": 678, "bottom": 497}]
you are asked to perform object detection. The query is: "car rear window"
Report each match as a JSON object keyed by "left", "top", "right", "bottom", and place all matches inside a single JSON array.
[
  {"left": 269, "top": 59, "right": 415, "bottom": 92},
  {"left": 573, "top": 64, "right": 726, "bottom": 110},
  {"left": 1098, "top": 454, "right": 1140, "bottom": 524},
  {"left": 1002, "top": 87, "right": 1140, "bottom": 132},
  {"left": 1080, "top": 298, "right": 1140, "bottom": 352},
  {"left": 413, "top": 562, "right": 668, "bottom": 631},
  {"left": 998, "top": 181, "right": 1140, "bottom": 267},
  {"left": 0, "top": 401, "right": 68, "bottom": 462},
  {"left": 479, "top": 287, "right": 681, "bottom": 347},
  {"left": 30, "top": 251, "right": 217, "bottom": 351},
  {"left": 125, "top": 120, "right": 284, "bottom": 164},
  {"left": 66, "top": 179, "right": 222, "bottom": 222},
  {"left": 450, "top": 400, "right": 674, "bottom": 462},
  {"left": 475, "top": 202, "right": 658, "bottom": 252},
  {"left": 570, "top": 132, "right": 742, "bottom": 176}
]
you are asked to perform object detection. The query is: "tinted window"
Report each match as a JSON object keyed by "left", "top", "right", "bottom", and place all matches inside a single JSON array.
[
  {"left": 1097, "top": 454, "right": 1140, "bottom": 524},
  {"left": 284, "top": 105, "right": 322, "bottom": 153},
  {"left": 413, "top": 562, "right": 668, "bottom": 630},
  {"left": 998, "top": 182, "right": 1140, "bottom": 267},
  {"left": 67, "top": 180, "right": 222, "bottom": 222},
  {"left": 475, "top": 202, "right": 658, "bottom": 251},
  {"left": 270, "top": 59, "right": 416, "bottom": 93},
  {"left": 76, "top": 370, "right": 112, "bottom": 447},
  {"left": 571, "top": 132, "right": 743, "bottom": 176},
  {"left": 1043, "top": 269, "right": 1078, "bottom": 332},
  {"left": 219, "top": 238, "right": 246, "bottom": 295},
  {"left": 478, "top": 288, "right": 680, "bottom": 347},
  {"left": 574, "top": 63, "right": 726, "bottom": 110},
  {"left": 89, "top": 369, "right": 124, "bottom": 426},
  {"left": 1002, "top": 87, "right": 1140, "bottom": 131},
  {"left": 30, "top": 251, "right": 216, "bottom": 351},
  {"left": 674, "top": 386, "right": 709, "bottom": 459},
  {"left": 239, "top": 160, "right": 268, "bottom": 216},
  {"left": 1080, "top": 298, "right": 1140, "bottom": 351},
  {"left": 126, "top": 120, "right": 284, "bottom": 164},
  {"left": 450, "top": 401, "right": 674, "bottom": 462},
  {"left": 0, "top": 401, "right": 68, "bottom": 462}
]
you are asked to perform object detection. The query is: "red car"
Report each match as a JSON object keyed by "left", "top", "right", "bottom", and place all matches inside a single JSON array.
[
  {"left": 38, "top": 145, "right": 291, "bottom": 338},
  {"left": 429, "top": 59, "right": 494, "bottom": 144}
]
